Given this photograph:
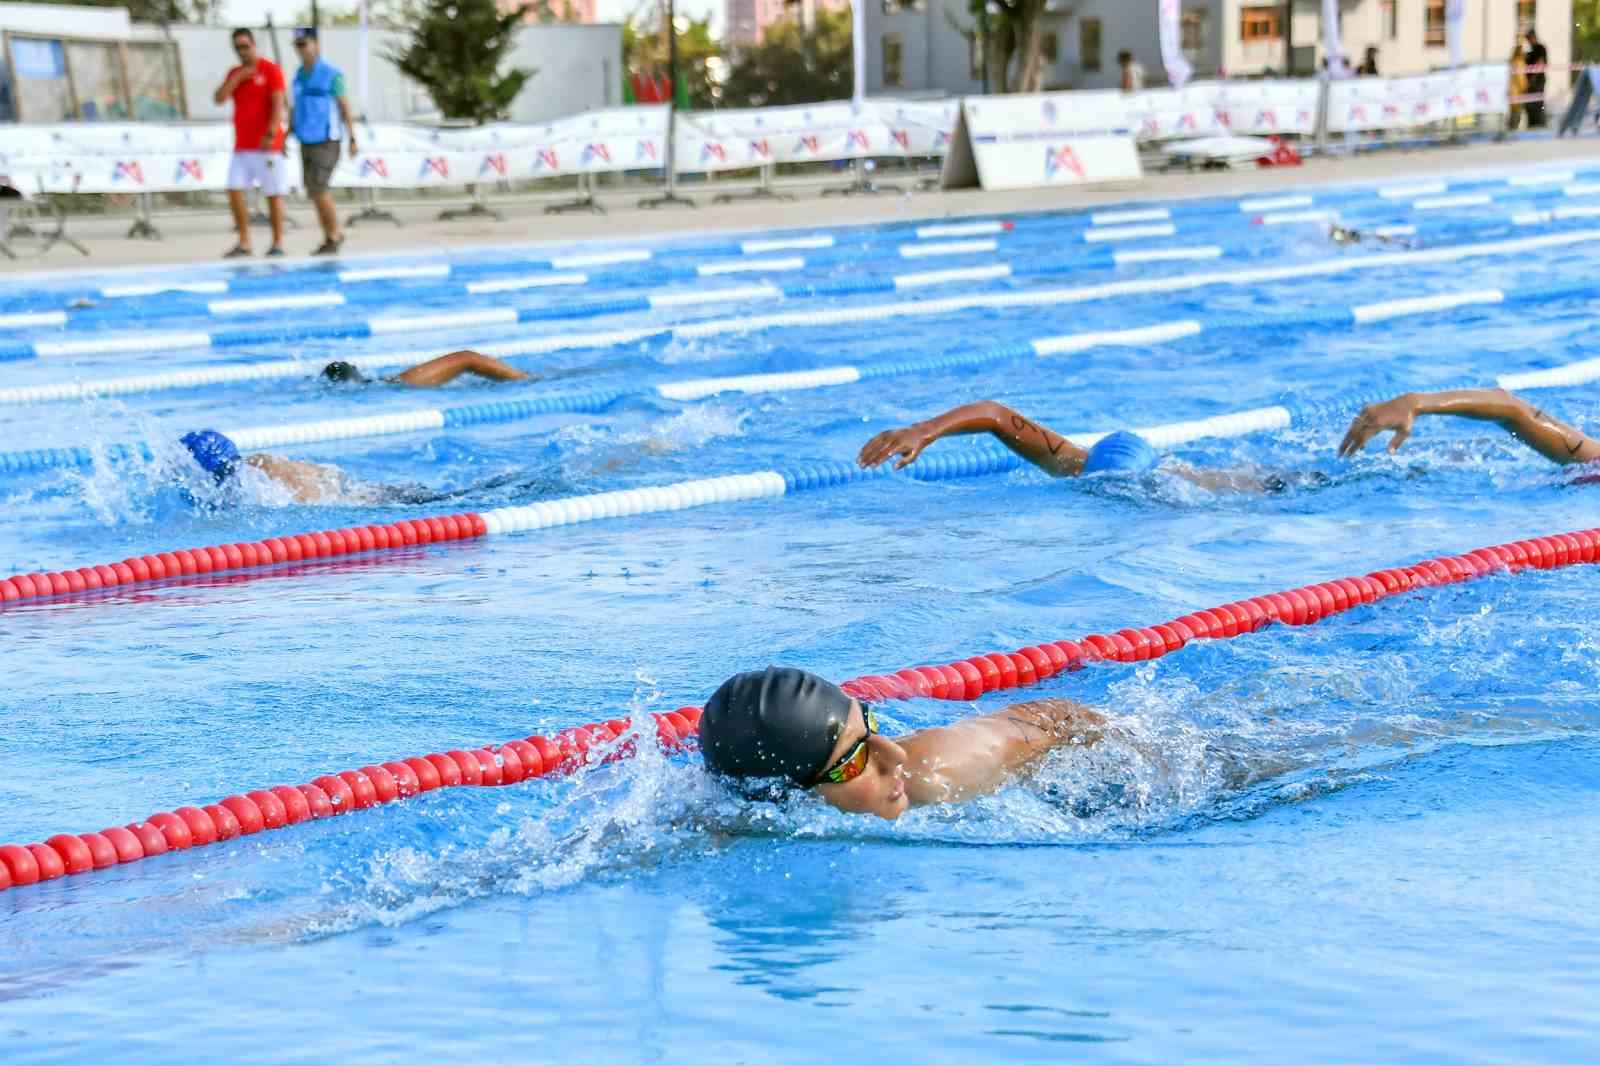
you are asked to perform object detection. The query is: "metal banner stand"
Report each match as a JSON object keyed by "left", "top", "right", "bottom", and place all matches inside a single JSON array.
[
  {"left": 439, "top": 184, "right": 505, "bottom": 222},
  {"left": 127, "top": 192, "right": 161, "bottom": 240},
  {"left": 823, "top": 158, "right": 901, "bottom": 197},
  {"left": 712, "top": 163, "right": 793, "bottom": 204},
  {"left": 346, "top": 185, "right": 401, "bottom": 226},
  {"left": 638, "top": 0, "right": 695, "bottom": 210},
  {"left": 547, "top": 171, "right": 606, "bottom": 214}
]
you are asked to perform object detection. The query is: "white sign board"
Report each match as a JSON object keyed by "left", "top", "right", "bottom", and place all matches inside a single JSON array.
[{"left": 942, "top": 91, "right": 1140, "bottom": 191}]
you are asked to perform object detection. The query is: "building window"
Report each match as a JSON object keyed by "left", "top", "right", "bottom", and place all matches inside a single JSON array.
[
  {"left": 1425, "top": 0, "right": 1445, "bottom": 46},
  {"left": 1240, "top": 6, "right": 1281, "bottom": 41},
  {"left": 1041, "top": 31, "right": 1059, "bottom": 64},
  {"left": 881, "top": 0, "right": 924, "bottom": 12},
  {"left": 1517, "top": 1, "right": 1536, "bottom": 28},
  {"left": 1380, "top": 0, "right": 1398, "bottom": 39},
  {"left": 1080, "top": 16, "right": 1102, "bottom": 72},
  {"left": 883, "top": 34, "right": 903, "bottom": 87},
  {"left": 1181, "top": 8, "right": 1207, "bottom": 61}
]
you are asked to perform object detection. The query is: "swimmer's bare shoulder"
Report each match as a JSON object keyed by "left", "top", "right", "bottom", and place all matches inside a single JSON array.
[
  {"left": 244, "top": 453, "right": 344, "bottom": 503},
  {"left": 899, "top": 699, "right": 1107, "bottom": 806}
]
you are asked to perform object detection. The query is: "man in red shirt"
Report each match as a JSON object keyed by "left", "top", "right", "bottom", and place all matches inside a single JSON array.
[{"left": 215, "top": 28, "right": 288, "bottom": 258}]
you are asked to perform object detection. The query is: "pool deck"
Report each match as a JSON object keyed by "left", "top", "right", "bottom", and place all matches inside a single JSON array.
[{"left": 5, "top": 134, "right": 1600, "bottom": 276}]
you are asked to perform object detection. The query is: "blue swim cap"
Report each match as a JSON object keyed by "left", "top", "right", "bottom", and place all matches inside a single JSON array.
[
  {"left": 180, "top": 429, "right": 241, "bottom": 483},
  {"left": 1082, "top": 430, "right": 1160, "bottom": 476}
]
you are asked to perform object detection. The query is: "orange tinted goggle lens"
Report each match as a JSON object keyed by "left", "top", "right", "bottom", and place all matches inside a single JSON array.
[{"left": 825, "top": 740, "right": 870, "bottom": 785}]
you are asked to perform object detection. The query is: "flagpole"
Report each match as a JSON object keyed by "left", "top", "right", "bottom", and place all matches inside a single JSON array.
[{"left": 639, "top": 0, "right": 695, "bottom": 207}]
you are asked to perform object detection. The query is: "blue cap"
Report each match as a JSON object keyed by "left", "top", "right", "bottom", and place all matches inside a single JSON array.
[
  {"left": 1082, "top": 430, "right": 1160, "bottom": 476},
  {"left": 293, "top": 27, "right": 317, "bottom": 43},
  {"left": 180, "top": 429, "right": 240, "bottom": 483}
]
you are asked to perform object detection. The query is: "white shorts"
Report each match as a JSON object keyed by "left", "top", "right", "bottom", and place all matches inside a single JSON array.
[{"left": 228, "top": 151, "right": 289, "bottom": 197}]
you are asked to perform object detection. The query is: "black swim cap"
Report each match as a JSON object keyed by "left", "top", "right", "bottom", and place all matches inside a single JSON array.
[
  {"left": 321, "top": 360, "right": 368, "bottom": 384},
  {"left": 700, "top": 667, "right": 853, "bottom": 786}
]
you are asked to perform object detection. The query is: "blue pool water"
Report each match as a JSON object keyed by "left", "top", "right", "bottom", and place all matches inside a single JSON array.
[{"left": 3, "top": 164, "right": 1600, "bottom": 1063}]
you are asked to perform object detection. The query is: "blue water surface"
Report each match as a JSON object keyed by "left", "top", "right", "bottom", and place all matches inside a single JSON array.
[{"left": 2, "top": 162, "right": 1599, "bottom": 1065}]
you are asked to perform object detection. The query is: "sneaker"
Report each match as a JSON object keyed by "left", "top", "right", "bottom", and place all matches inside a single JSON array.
[
  {"left": 265, "top": 245, "right": 286, "bottom": 258},
  {"left": 222, "top": 245, "right": 253, "bottom": 258},
  {"left": 310, "top": 236, "right": 344, "bottom": 257}
]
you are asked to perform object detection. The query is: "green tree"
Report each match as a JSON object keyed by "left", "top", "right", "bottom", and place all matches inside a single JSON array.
[
  {"left": 388, "top": 0, "right": 534, "bottom": 123},
  {"left": 719, "top": 7, "right": 851, "bottom": 108},
  {"left": 623, "top": 13, "right": 722, "bottom": 109},
  {"left": 1578, "top": 0, "right": 1600, "bottom": 63},
  {"left": 965, "top": 0, "right": 1047, "bottom": 93}
]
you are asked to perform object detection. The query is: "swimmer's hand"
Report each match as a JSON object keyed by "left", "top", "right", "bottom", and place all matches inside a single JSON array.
[
  {"left": 858, "top": 424, "right": 936, "bottom": 469},
  {"left": 1339, "top": 395, "right": 1417, "bottom": 457}
]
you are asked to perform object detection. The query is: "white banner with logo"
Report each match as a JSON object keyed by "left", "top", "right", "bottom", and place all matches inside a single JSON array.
[
  {"left": 942, "top": 90, "right": 1140, "bottom": 191},
  {"left": 1327, "top": 64, "right": 1509, "bottom": 133},
  {"left": 673, "top": 100, "right": 958, "bottom": 174},
  {"left": 1209, "top": 79, "right": 1321, "bottom": 135},
  {"left": 1158, "top": 0, "right": 1192, "bottom": 89}
]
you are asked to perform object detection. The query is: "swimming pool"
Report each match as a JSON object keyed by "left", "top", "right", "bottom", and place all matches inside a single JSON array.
[{"left": 3, "top": 161, "right": 1599, "bottom": 1064}]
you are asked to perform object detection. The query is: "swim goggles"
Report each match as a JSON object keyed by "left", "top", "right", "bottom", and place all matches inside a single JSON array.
[{"left": 813, "top": 703, "right": 878, "bottom": 786}]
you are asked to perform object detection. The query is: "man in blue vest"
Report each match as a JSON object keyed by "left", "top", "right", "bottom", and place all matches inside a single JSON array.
[{"left": 290, "top": 28, "right": 357, "bottom": 256}]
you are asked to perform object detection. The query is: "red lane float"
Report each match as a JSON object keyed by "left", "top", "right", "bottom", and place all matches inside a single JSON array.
[
  {"left": 840, "top": 526, "right": 1600, "bottom": 702},
  {"left": 0, "top": 711, "right": 698, "bottom": 894},
  {"left": 0, "top": 512, "right": 489, "bottom": 609}
]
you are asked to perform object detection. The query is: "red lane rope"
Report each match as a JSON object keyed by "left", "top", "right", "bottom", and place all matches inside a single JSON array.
[
  {"left": 837, "top": 528, "right": 1599, "bottom": 703},
  {"left": 0, "top": 512, "right": 487, "bottom": 607},
  {"left": 0, "top": 708, "right": 703, "bottom": 892},
  {"left": 4, "top": 526, "right": 1595, "bottom": 894}
]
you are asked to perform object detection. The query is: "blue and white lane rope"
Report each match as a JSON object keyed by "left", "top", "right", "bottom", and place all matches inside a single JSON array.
[
  {"left": 2, "top": 225, "right": 1593, "bottom": 366},
  {"left": 10, "top": 272, "right": 1600, "bottom": 475},
  {"left": 6, "top": 163, "right": 1594, "bottom": 315}
]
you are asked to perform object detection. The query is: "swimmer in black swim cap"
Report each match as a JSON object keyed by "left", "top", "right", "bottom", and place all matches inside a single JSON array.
[
  {"left": 701, "top": 666, "right": 1107, "bottom": 820},
  {"left": 1340, "top": 388, "right": 1600, "bottom": 465},
  {"left": 319, "top": 348, "right": 536, "bottom": 388}
]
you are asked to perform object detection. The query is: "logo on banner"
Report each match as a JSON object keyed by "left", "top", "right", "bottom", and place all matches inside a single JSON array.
[
  {"left": 1446, "top": 93, "right": 1466, "bottom": 110},
  {"left": 1383, "top": 102, "right": 1402, "bottom": 119},
  {"left": 360, "top": 157, "right": 389, "bottom": 178},
  {"left": 846, "top": 130, "right": 870, "bottom": 150},
  {"left": 421, "top": 156, "right": 449, "bottom": 179},
  {"left": 1297, "top": 108, "right": 1313, "bottom": 126},
  {"left": 1255, "top": 109, "right": 1277, "bottom": 128},
  {"left": 1412, "top": 101, "right": 1432, "bottom": 118},
  {"left": 1348, "top": 104, "right": 1369, "bottom": 123},
  {"left": 1216, "top": 111, "right": 1233, "bottom": 128},
  {"left": 479, "top": 153, "right": 507, "bottom": 176},
  {"left": 748, "top": 138, "right": 770, "bottom": 159},
  {"left": 636, "top": 140, "right": 657, "bottom": 161},
  {"left": 1176, "top": 112, "right": 1198, "bottom": 132},
  {"left": 891, "top": 129, "right": 909, "bottom": 149},
  {"left": 112, "top": 161, "right": 144, "bottom": 185},
  {"left": 1141, "top": 117, "right": 1162, "bottom": 138},
  {"left": 1042, "top": 99, "right": 1058, "bottom": 124},
  {"left": 174, "top": 159, "right": 203, "bottom": 183},
  {"left": 1044, "top": 144, "right": 1085, "bottom": 180},
  {"left": 581, "top": 143, "right": 611, "bottom": 164},
  {"left": 794, "top": 134, "right": 820, "bottom": 154},
  {"left": 700, "top": 142, "right": 727, "bottom": 163},
  {"left": 936, "top": 129, "right": 952, "bottom": 146},
  {"left": 1476, "top": 88, "right": 1493, "bottom": 106}
]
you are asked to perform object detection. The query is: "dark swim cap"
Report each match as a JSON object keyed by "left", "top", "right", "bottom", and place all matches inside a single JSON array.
[
  {"left": 701, "top": 667, "right": 853, "bottom": 786},
  {"left": 321, "top": 360, "right": 368, "bottom": 384},
  {"left": 179, "top": 429, "right": 241, "bottom": 483}
]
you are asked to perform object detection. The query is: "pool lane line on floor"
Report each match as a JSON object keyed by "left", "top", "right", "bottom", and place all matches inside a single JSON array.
[
  {"left": 2, "top": 220, "right": 1593, "bottom": 372},
  {"left": 8, "top": 332, "right": 1600, "bottom": 588},
  {"left": 3, "top": 266, "right": 1595, "bottom": 472},
  {"left": 4, "top": 526, "right": 1595, "bottom": 895}
]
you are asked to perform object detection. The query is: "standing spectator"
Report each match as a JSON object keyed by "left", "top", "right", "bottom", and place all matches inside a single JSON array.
[
  {"left": 1508, "top": 43, "right": 1528, "bottom": 131},
  {"left": 1357, "top": 46, "right": 1379, "bottom": 77},
  {"left": 1118, "top": 50, "right": 1146, "bottom": 92},
  {"left": 290, "top": 28, "right": 357, "bottom": 256},
  {"left": 1524, "top": 28, "right": 1549, "bottom": 128},
  {"left": 215, "top": 28, "right": 287, "bottom": 258}
]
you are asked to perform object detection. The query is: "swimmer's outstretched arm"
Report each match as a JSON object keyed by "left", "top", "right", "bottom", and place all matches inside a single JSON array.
[
  {"left": 857, "top": 401, "right": 1090, "bottom": 476},
  {"left": 1339, "top": 388, "right": 1600, "bottom": 465},
  {"left": 391, "top": 350, "right": 536, "bottom": 388},
  {"left": 899, "top": 699, "right": 1107, "bottom": 806}
]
